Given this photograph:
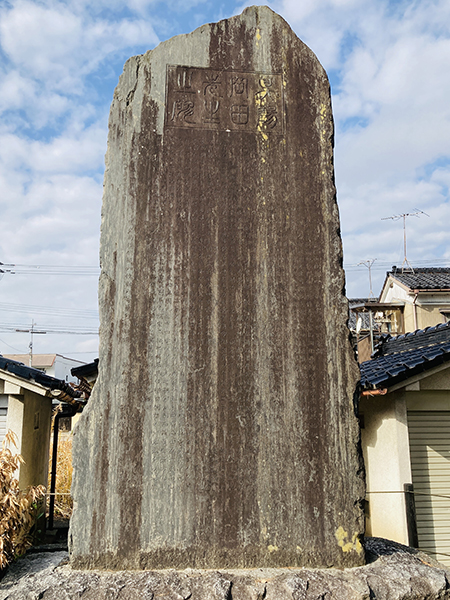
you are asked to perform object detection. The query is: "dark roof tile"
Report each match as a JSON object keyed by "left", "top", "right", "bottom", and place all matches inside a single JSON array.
[
  {"left": 389, "top": 267, "right": 450, "bottom": 290},
  {"left": 0, "top": 354, "right": 81, "bottom": 398},
  {"left": 360, "top": 323, "right": 450, "bottom": 389},
  {"left": 71, "top": 358, "right": 98, "bottom": 379}
]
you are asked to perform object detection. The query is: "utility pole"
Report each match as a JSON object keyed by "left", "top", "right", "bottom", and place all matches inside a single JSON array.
[
  {"left": 15, "top": 321, "right": 46, "bottom": 367},
  {"left": 358, "top": 258, "right": 377, "bottom": 299},
  {"left": 381, "top": 210, "right": 429, "bottom": 272}
]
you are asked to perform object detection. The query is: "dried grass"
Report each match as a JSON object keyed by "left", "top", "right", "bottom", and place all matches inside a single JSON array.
[
  {"left": 0, "top": 431, "right": 45, "bottom": 568},
  {"left": 48, "top": 435, "right": 73, "bottom": 520}
]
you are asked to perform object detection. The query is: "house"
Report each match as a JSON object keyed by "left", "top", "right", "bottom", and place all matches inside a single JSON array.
[
  {"left": 378, "top": 267, "right": 450, "bottom": 332},
  {"left": 359, "top": 322, "right": 450, "bottom": 565},
  {"left": 349, "top": 267, "right": 450, "bottom": 361},
  {"left": 0, "top": 355, "right": 85, "bottom": 490},
  {"left": 2, "top": 354, "right": 85, "bottom": 385}
]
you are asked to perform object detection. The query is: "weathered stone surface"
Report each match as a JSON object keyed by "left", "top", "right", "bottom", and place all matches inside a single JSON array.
[
  {"left": 70, "top": 5, "right": 364, "bottom": 569},
  {"left": 2, "top": 540, "right": 450, "bottom": 600}
]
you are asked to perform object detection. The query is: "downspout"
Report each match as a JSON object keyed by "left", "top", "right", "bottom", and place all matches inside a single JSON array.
[
  {"left": 369, "top": 310, "right": 374, "bottom": 354},
  {"left": 412, "top": 293, "right": 418, "bottom": 330},
  {"left": 48, "top": 410, "right": 62, "bottom": 530},
  {"left": 48, "top": 404, "right": 77, "bottom": 530}
]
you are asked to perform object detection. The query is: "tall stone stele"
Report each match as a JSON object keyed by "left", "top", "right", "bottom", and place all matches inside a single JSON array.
[{"left": 70, "top": 6, "right": 365, "bottom": 570}]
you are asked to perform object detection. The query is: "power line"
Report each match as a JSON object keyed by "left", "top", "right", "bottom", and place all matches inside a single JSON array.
[
  {"left": 0, "top": 262, "right": 100, "bottom": 276},
  {"left": 0, "top": 324, "right": 98, "bottom": 335},
  {"left": 0, "top": 302, "right": 98, "bottom": 320},
  {"left": 344, "top": 258, "right": 450, "bottom": 272},
  {"left": 2, "top": 259, "right": 450, "bottom": 274},
  {"left": 0, "top": 337, "right": 28, "bottom": 353}
]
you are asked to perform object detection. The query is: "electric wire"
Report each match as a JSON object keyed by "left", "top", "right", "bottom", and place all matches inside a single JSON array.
[
  {"left": 0, "top": 337, "right": 28, "bottom": 353},
  {"left": 0, "top": 325, "right": 98, "bottom": 335},
  {"left": 0, "top": 302, "right": 98, "bottom": 319},
  {"left": 1, "top": 258, "right": 450, "bottom": 276},
  {"left": 0, "top": 263, "right": 99, "bottom": 276}
]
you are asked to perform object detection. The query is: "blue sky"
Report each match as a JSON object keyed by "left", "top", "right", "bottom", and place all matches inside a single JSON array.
[{"left": 0, "top": 0, "right": 449, "bottom": 360}]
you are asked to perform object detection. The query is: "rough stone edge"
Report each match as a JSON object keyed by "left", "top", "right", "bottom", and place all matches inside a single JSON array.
[
  {"left": 70, "top": 2, "right": 365, "bottom": 571},
  {"left": 1, "top": 539, "right": 450, "bottom": 600}
]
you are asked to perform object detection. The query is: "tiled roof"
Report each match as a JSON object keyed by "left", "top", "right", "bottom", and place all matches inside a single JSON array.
[
  {"left": 348, "top": 298, "right": 372, "bottom": 331},
  {"left": 0, "top": 354, "right": 79, "bottom": 397},
  {"left": 376, "top": 324, "right": 450, "bottom": 356},
  {"left": 348, "top": 311, "right": 372, "bottom": 332},
  {"left": 349, "top": 298, "right": 372, "bottom": 306},
  {"left": 360, "top": 322, "right": 450, "bottom": 389},
  {"left": 71, "top": 358, "right": 98, "bottom": 379},
  {"left": 390, "top": 267, "right": 450, "bottom": 290}
]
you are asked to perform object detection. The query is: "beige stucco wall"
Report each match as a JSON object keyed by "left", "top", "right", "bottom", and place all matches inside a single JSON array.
[
  {"left": 393, "top": 302, "right": 446, "bottom": 333},
  {"left": 6, "top": 395, "right": 25, "bottom": 457},
  {"left": 403, "top": 304, "right": 415, "bottom": 334},
  {"left": 416, "top": 305, "right": 447, "bottom": 330},
  {"left": 19, "top": 391, "right": 52, "bottom": 489},
  {"left": 360, "top": 391, "right": 412, "bottom": 545},
  {"left": 5, "top": 391, "right": 52, "bottom": 489},
  {"left": 406, "top": 390, "right": 450, "bottom": 410},
  {"left": 380, "top": 279, "right": 449, "bottom": 333},
  {"left": 419, "top": 368, "right": 450, "bottom": 390},
  {"left": 361, "top": 366, "right": 450, "bottom": 546}
]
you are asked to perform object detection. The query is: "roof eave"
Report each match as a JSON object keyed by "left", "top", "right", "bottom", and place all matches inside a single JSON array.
[
  {"left": 360, "top": 356, "right": 450, "bottom": 395},
  {"left": 378, "top": 274, "right": 394, "bottom": 302},
  {"left": 410, "top": 288, "right": 450, "bottom": 294},
  {"left": 0, "top": 369, "right": 49, "bottom": 397}
]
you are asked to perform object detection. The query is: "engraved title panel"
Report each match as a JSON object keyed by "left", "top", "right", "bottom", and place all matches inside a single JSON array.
[{"left": 165, "top": 65, "right": 285, "bottom": 134}]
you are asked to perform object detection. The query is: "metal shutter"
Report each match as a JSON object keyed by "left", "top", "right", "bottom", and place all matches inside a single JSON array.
[
  {"left": 0, "top": 397, "right": 7, "bottom": 445},
  {"left": 408, "top": 411, "right": 450, "bottom": 566}
]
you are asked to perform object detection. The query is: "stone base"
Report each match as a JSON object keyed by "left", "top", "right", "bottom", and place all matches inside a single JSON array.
[{"left": 1, "top": 539, "right": 449, "bottom": 600}]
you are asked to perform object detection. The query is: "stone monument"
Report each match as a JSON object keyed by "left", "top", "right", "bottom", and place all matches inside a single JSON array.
[{"left": 70, "top": 6, "right": 365, "bottom": 570}]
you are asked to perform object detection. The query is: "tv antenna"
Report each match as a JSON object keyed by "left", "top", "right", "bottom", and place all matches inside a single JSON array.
[
  {"left": 381, "top": 209, "right": 429, "bottom": 272},
  {"left": 358, "top": 259, "right": 377, "bottom": 299}
]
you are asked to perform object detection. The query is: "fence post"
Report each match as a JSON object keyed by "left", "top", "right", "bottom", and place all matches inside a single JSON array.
[{"left": 404, "top": 483, "right": 418, "bottom": 548}]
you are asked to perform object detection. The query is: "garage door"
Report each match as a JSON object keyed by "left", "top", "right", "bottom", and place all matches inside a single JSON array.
[
  {"left": 408, "top": 411, "right": 450, "bottom": 566},
  {"left": 0, "top": 396, "right": 7, "bottom": 444}
]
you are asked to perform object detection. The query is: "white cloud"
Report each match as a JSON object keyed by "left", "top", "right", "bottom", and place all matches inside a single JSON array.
[
  {"left": 288, "top": 0, "right": 450, "bottom": 297},
  {"left": 0, "top": 122, "right": 106, "bottom": 174},
  {"left": 0, "top": 1, "right": 159, "bottom": 94},
  {"left": 32, "top": 126, "right": 106, "bottom": 173},
  {"left": 0, "top": 71, "right": 38, "bottom": 112},
  {"left": 340, "top": 172, "right": 450, "bottom": 297},
  {"left": 1, "top": 173, "right": 101, "bottom": 259},
  {"left": 0, "top": 2, "right": 84, "bottom": 76}
]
